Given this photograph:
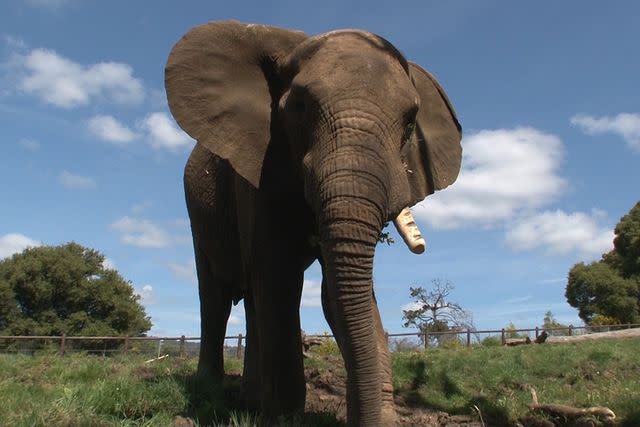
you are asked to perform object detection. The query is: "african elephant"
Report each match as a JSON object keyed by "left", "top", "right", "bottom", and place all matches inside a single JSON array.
[{"left": 165, "top": 21, "right": 462, "bottom": 426}]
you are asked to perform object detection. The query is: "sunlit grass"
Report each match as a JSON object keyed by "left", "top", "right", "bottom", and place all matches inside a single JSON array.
[{"left": 0, "top": 338, "right": 638, "bottom": 426}]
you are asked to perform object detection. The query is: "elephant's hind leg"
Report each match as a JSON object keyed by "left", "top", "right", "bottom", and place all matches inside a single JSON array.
[{"left": 194, "top": 243, "right": 233, "bottom": 382}]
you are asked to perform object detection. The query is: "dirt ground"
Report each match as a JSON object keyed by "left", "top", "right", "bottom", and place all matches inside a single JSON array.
[{"left": 304, "top": 356, "right": 482, "bottom": 427}]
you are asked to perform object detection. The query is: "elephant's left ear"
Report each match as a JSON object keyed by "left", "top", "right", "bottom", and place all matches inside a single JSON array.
[{"left": 402, "top": 62, "right": 462, "bottom": 205}]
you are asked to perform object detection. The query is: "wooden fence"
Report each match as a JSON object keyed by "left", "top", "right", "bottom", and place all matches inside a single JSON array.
[{"left": 1, "top": 323, "right": 638, "bottom": 357}]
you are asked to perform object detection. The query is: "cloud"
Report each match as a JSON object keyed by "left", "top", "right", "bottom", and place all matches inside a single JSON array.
[
  {"left": 505, "top": 209, "right": 614, "bottom": 257},
  {"left": 18, "top": 138, "right": 40, "bottom": 151},
  {"left": 414, "top": 127, "right": 566, "bottom": 229},
  {"left": 111, "top": 217, "right": 171, "bottom": 248},
  {"left": 301, "top": 279, "right": 322, "bottom": 308},
  {"left": 571, "top": 113, "right": 640, "bottom": 151},
  {"left": 167, "top": 259, "right": 197, "bottom": 285},
  {"left": 102, "top": 257, "right": 116, "bottom": 270},
  {"left": 88, "top": 115, "right": 138, "bottom": 144},
  {"left": 58, "top": 170, "right": 96, "bottom": 189},
  {"left": 228, "top": 304, "right": 245, "bottom": 326},
  {"left": 0, "top": 233, "right": 41, "bottom": 259},
  {"left": 140, "top": 112, "right": 194, "bottom": 150},
  {"left": 135, "top": 284, "right": 155, "bottom": 305},
  {"left": 14, "top": 48, "right": 144, "bottom": 108}
]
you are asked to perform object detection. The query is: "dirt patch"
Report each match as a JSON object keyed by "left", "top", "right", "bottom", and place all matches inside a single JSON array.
[{"left": 304, "top": 356, "right": 482, "bottom": 427}]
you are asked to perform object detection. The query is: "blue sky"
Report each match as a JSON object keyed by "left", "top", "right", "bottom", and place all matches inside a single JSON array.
[{"left": 1, "top": 1, "right": 639, "bottom": 338}]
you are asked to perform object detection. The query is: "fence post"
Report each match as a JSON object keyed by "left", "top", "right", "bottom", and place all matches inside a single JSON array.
[
  {"left": 466, "top": 329, "right": 471, "bottom": 348},
  {"left": 568, "top": 325, "right": 573, "bottom": 336},
  {"left": 385, "top": 332, "right": 389, "bottom": 346},
  {"left": 123, "top": 337, "right": 129, "bottom": 354},
  {"left": 179, "top": 335, "right": 186, "bottom": 358},
  {"left": 501, "top": 328, "right": 506, "bottom": 345},
  {"left": 236, "top": 333, "right": 243, "bottom": 359},
  {"left": 60, "top": 334, "right": 66, "bottom": 355},
  {"left": 535, "top": 327, "right": 539, "bottom": 339},
  {"left": 423, "top": 332, "right": 429, "bottom": 349}
]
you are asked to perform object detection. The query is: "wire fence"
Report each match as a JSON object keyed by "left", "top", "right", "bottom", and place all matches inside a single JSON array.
[{"left": 1, "top": 323, "right": 638, "bottom": 357}]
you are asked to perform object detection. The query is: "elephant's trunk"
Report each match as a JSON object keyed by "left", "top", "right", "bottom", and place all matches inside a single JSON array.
[{"left": 314, "top": 148, "right": 388, "bottom": 426}]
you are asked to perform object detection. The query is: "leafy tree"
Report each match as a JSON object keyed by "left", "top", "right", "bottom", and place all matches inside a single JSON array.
[
  {"left": 402, "top": 279, "right": 474, "bottom": 345},
  {"left": 542, "top": 310, "right": 570, "bottom": 336},
  {"left": 0, "top": 242, "right": 152, "bottom": 337},
  {"left": 566, "top": 202, "right": 640, "bottom": 324}
]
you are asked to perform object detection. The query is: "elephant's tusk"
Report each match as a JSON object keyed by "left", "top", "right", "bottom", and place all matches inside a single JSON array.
[{"left": 393, "top": 208, "right": 426, "bottom": 254}]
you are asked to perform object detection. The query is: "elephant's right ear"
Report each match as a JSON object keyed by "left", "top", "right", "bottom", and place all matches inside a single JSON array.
[
  {"left": 402, "top": 62, "right": 462, "bottom": 205},
  {"left": 165, "top": 21, "right": 307, "bottom": 188}
]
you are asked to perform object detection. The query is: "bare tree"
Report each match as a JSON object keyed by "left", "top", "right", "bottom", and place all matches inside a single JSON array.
[{"left": 402, "top": 279, "right": 474, "bottom": 345}]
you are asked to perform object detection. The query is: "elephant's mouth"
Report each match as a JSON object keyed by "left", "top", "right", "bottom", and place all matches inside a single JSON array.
[{"left": 393, "top": 207, "right": 426, "bottom": 254}]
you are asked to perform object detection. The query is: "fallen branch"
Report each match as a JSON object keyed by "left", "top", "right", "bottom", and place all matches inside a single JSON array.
[
  {"left": 528, "top": 386, "right": 615, "bottom": 421},
  {"left": 145, "top": 354, "right": 169, "bottom": 364}
]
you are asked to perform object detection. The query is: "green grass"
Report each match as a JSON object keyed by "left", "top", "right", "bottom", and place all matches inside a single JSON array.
[
  {"left": 0, "top": 338, "right": 638, "bottom": 426},
  {"left": 393, "top": 338, "right": 640, "bottom": 426}
]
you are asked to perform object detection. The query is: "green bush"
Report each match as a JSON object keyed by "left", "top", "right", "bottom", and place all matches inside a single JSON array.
[{"left": 480, "top": 336, "right": 502, "bottom": 347}]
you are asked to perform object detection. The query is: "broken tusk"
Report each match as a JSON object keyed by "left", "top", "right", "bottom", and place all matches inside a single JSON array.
[{"left": 393, "top": 207, "right": 426, "bottom": 254}]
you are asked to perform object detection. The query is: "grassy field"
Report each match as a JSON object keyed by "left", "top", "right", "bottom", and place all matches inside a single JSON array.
[{"left": 0, "top": 338, "right": 638, "bottom": 426}]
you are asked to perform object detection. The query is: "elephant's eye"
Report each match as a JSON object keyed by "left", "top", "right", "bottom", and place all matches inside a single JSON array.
[{"left": 401, "top": 121, "right": 415, "bottom": 149}]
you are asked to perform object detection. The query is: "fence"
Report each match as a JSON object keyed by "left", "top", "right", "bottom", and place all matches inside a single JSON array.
[{"left": 1, "top": 323, "right": 638, "bottom": 357}]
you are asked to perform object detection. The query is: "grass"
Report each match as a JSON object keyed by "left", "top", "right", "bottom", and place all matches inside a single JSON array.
[
  {"left": 393, "top": 338, "right": 640, "bottom": 426},
  {"left": 0, "top": 338, "right": 638, "bottom": 426}
]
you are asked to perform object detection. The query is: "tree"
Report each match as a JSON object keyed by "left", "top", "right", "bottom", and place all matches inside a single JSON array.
[
  {"left": 0, "top": 242, "right": 152, "bottom": 336},
  {"left": 402, "top": 279, "right": 474, "bottom": 345},
  {"left": 566, "top": 202, "right": 640, "bottom": 325},
  {"left": 542, "top": 310, "right": 570, "bottom": 336}
]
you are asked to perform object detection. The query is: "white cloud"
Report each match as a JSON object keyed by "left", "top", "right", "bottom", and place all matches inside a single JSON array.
[
  {"left": 135, "top": 284, "right": 155, "bottom": 305},
  {"left": 414, "top": 127, "right": 566, "bottom": 229},
  {"left": 18, "top": 138, "right": 40, "bottom": 151},
  {"left": 102, "top": 257, "right": 116, "bottom": 270},
  {"left": 167, "top": 259, "right": 197, "bottom": 285},
  {"left": 301, "top": 279, "right": 322, "bottom": 308},
  {"left": 111, "top": 216, "right": 171, "bottom": 248},
  {"left": 0, "top": 233, "right": 41, "bottom": 259},
  {"left": 505, "top": 209, "right": 614, "bottom": 257},
  {"left": 140, "top": 112, "right": 194, "bottom": 150},
  {"left": 571, "top": 113, "right": 640, "bottom": 151},
  {"left": 88, "top": 115, "right": 138, "bottom": 144},
  {"left": 15, "top": 48, "right": 144, "bottom": 108},
  {"left": 228, "top": 304, "right": 245, "bottom": 326},
  {"left": 58, "top": 170, "right": 96, "bottom": 189}
]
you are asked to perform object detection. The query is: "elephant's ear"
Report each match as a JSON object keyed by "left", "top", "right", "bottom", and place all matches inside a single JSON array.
[
  {"left": 402, "top": 62, "right": 462, "bottom": 205},
  {"left": 165, "top": 21, "right": 307, "bottom": 188}
]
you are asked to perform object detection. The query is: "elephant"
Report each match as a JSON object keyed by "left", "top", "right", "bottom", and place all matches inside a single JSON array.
[{"left": 165, "top": 21, "right": 462, "bottom": 426}]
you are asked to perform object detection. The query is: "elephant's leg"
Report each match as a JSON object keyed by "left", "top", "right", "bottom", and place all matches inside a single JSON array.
[
  {"left": 252, "top": 267, "right": 306, "bottom": 417},
  {"left": 194, "top": 244, "right": 233, "bottom": 382}
]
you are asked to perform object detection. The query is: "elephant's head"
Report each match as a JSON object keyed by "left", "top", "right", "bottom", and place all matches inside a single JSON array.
[{"left": 166, "top": 21, "right": 461, "bottom": 425}]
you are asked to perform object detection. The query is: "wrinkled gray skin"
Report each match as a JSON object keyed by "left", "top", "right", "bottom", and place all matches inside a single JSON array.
[{"left": 165, "top": 21, "right": 462, "bottom": 426}]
